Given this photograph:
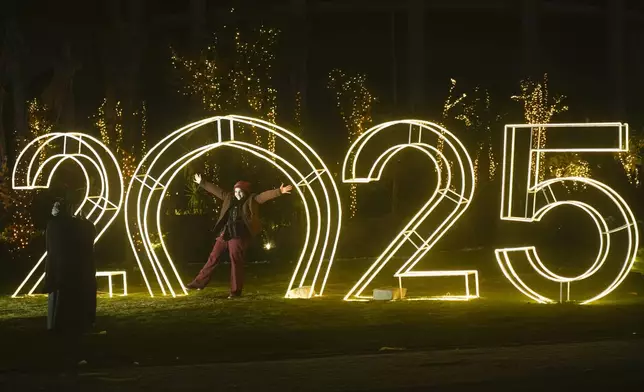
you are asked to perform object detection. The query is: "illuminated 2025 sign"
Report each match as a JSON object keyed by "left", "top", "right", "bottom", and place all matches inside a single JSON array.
[
  {"left": 12, "top": 133, "right": 124, "bottom": 297},
  {"left": 124, "top": 115, "right": 341, "bottom": 298},
  {"left": 496, "top": 123, "right": 638, "bottom": 304},
  {"left": 10, "top": 117, "right": 639, "bottom": 304},
  {"left": 342, "top": 120, "right": 478, "bottom": 302}
]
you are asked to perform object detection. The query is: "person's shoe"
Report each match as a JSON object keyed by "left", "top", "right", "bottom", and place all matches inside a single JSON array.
[
  {"left": 227, "top": 292, "right": 242, "bottom": 299},
  {"left": 186, "top": 282, "right": 204, "bottom": 290}
]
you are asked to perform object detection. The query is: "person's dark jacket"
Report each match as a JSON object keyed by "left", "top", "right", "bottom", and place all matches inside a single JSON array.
[
  {"left": 43, "top": 214, "right": 97, "bottom": 294},
  {"left": 44, "top": 214, "right": 83, "bottom": 294},
  {"left": 199, "top": 179, "right": 282, "bottom": 238},
  {"left": 76, "top": 216, "right": 97, "bottom": 280}
]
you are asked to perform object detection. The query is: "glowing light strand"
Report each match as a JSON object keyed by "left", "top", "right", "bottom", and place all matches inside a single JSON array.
[
  {"left": 3, "top": 99, "right": 52, "bottom": 252},
  {"left": 342, "top": 120, "right": 478, "bottom": 301},
  {"left": 124, "top": 115, "right": 342, "bottom": 298},
  {"left": 496, "top": 122, "right": 638, "bottom": 304},
  {"left": 616, "top": 131, "right": 643, "bottom": 186},
  {"left": 171, "top": 25, "right": 280, "bottom": 154},
  {"left": 328, "top": 69, "right": 376, "bottom": 218},
  {"left": 11, "top": 132, "right": 125, "bottom": 297},
  {"left": 511, "top": 74, "right": 569, "bottom": 182}
]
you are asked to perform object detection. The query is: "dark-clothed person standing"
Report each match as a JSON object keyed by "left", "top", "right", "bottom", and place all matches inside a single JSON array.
[{"left": 44, "top": 199, "right": 96, "bottom": 334}]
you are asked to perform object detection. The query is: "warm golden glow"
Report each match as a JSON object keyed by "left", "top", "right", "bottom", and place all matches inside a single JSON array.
[
  {"left": 511, "top": 74, "right": 569, "bottom": 182},
  {"left": 328, "top": 69, "right": 376, "bottom": 218},
  {"left": 11, "top": 133, "right": 124, "bottom": 297},
  {"left": 294, "top": 90, "right": 303, "bottom": 128},
  {"left": 96, "top": 271, "right": 128, "bottom": 298},
  {"left": 171, "top": 25, "right": 279, "bottom": 154},
  {"left": 4, "top": 99, "right": 52, "bottom": 252},
  {"left": 93, "top": 99, "right": 146, "bottom": 184},
  {"left": 124, "top": 115, "right": 342, "bottom": 298},
  {"left": 342, "top": 120, "right": 478, "bottom": 301},
  {"left": 616, "top": 132, "right": 644, "bottom": 186},
  {"left": 497, "top": 122, "right": 638, "bottom": 304}
]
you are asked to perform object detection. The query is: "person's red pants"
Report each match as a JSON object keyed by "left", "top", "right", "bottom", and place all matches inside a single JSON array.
[{"left": 191, "top": 235, "right": 250, "bottom": 294}]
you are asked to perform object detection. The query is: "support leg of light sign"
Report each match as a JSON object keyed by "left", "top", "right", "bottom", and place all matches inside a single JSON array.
[{"left": 124, "top": 115, "right": 342, "bottom": 298}]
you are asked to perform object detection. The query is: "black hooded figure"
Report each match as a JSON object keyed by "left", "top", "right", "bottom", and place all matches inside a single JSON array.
[{"left": 44, "top": 199, "right": 97, "bottom": 334}]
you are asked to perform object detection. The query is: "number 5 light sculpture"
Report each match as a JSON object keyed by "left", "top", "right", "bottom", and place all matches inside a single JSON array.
[
  {"left": 11, "top": 133, "right": 124, "bottom": 297},
  {"left": 125, "top": 115, "right": 342, "bottom": 298},
  {"left": 342, "top": 120, "right": 478, "bottom": 301},
  {"left": 496, "top": 122, "right": 639, "bottom": 304}
]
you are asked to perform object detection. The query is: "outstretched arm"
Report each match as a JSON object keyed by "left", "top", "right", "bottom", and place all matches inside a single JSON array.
[
  {"left": 254, "top": 184, "right": 293, "bottom": 204},
  {"left": 194, "top": 173, "right": 228, "bottom": 200}
]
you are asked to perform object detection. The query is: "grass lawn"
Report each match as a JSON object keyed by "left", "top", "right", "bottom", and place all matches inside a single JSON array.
[{"left": 1, "top": 249, "right": 644, "bottom": 372}]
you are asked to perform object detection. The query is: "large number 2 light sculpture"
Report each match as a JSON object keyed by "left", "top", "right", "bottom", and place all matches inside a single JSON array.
[
  {"left": 11, "top": 133, "right": 124, "bottom": 297},
  {"left": 496, "top": 123, "right": 639, "bottom": 304},
  {"left": 343, "top": 120, "right": 477, "bottom": 301},
  {"left": 125, "top": 115, "right": 342, "bottom": 298}
]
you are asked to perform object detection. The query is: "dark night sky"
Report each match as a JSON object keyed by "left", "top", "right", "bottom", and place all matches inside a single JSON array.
[
  {"left": 2, "top": 0, "right": 643, "bottom": 266},
  {"left": 4, "top": 0, "right": 644, "bottom": 163}
]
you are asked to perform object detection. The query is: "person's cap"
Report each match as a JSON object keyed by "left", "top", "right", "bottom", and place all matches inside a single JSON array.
[{"left": 233, "top": 181, "right": 251, "bottom": 193}]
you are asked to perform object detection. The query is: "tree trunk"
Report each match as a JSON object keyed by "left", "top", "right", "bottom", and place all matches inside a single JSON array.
[
  {"left": 190, "top": 0, "right": 207, "bottom": 55},
  {"left": 390, "top": 11, "right": 398, "bottom": 108},
  {"left": 0, "top": 87, "right": 6, "bottom": 161},
  {"left": 4, "top": 21, "right": 27, "bottom": 145},
  {"left": 407, "top": 0, "right": 425, "bottom": 115},
  {"left": 103, "top": 0, "right": 122, "bottom": 151},
  {"left": 290, "top": 0, "right": 308, "bottom": 130},
  {"left": 123, "top": 0, "right": 145, "bottom": 154},
  {"left": 41, "top": 42, "right": 80, "bottom": 130},
  {"left": 522, "top": 0, "right": 540, "bottom": 78},
  {"left": 608, "top": 0, "right": 625, "bottom": 118}
]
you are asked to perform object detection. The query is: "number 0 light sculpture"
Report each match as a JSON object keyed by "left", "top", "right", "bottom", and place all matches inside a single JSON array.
[
  {"left": 125, "top": 115, "right": 342, "bottom": 298},
  {"left": 11, "top": 133, "right": 124, "bottom": 297},
  {"left": 496, "top": 122, "right": 639, "bottom": 304},
  {"left": 343, "top": 120, "right": 478, "bottom": 301}
]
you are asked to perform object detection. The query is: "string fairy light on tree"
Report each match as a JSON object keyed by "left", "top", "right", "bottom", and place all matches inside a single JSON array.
[
  {"left": 616, "top": 132, "right": 643, "bottom": 187},
  {"left": 93, "top": 99, "right": 147, "bottom": 250},
  {"left": 27, "top": 99, "right": 54, "bottom": 162},
  {"left": 294, "top": 90, "right": 302, "bottom": 128},
  {"left": 0, "top": 160, "right": 15, "bottom": 211},
  {"left": 137, "top": 101, "right": 148, "bottom": 161},
  {"left": 511, "top": 74, "right": 570, "bottom": 182},
  {"left": 437, "top": 79, "right": 468, "bottom": 174},
  {"left": 237, "top": 27, "right": 279, "bottom": 152},
  {"left": 93, "top": 99, "right": 147, "bottom": 183},
  {"left": 170, "top": 46, "right": 223, "bottom": 114},
  {"left": 438, "top": 80, "right": 501, "bottom": 186},
  {"left": 546, "top": 152, "right": 591, "bottom": 191},
  {"left": 328, "top": 69, "right": 376, "bottom": 218},
  {"left": 171, "top": 23, "right": 280, "bottom": 155},
  {"left": 456, "top": 88, "right": 499, "bottom": 185},
  {"left": 2, "top": 99, "right": 52, "bottom": 252},
  {"left": 172, "top": 21, "right": 281, "bottom": 212}
]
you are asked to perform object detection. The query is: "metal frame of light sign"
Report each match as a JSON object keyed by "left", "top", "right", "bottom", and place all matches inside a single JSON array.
[
  {"left": 342, "top": 120, "right": 477, "bottom": 301},
  {"left": 496, "top": 122, "right": 639, "bottom": 304},
  {"left": 124, "top": 115, "right": 342, "bottom": 298},
  {"left": 11, "top": 133, "right": 124, "bottom": 297}
]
